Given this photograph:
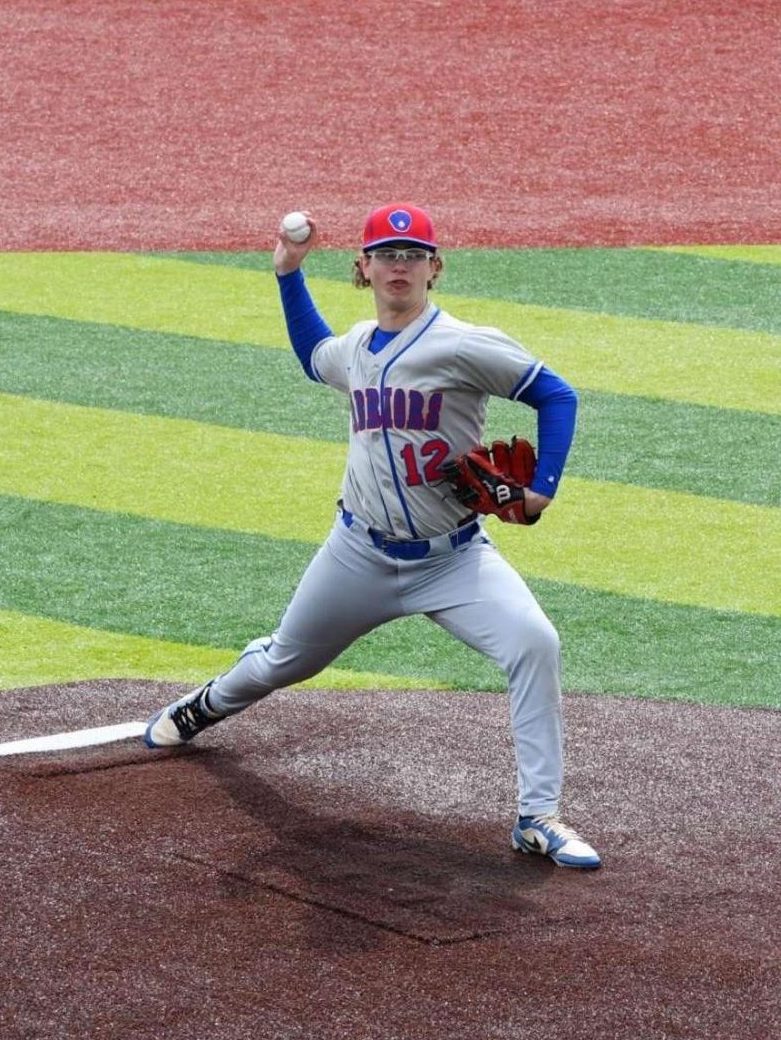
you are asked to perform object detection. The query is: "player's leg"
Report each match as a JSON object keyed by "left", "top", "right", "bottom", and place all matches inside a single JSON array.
[
  {"left": 210, "top": 522, "right": 402, "bottom": 710},
  {"left": 415, "top": 541, "right": 563, "bottom": 816},
  {"left": 144, "top": 520, "right": 401, "bottom": 747},
  {"left": 412, "top": 540, "right": 600, "bottom": 868}
]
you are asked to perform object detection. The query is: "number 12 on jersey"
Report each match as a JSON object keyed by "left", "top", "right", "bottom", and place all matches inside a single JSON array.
[{"left": 400, "top": 439, "right": 450, "bottom": 486}]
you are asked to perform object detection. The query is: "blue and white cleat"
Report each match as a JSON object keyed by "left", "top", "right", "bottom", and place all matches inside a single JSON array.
[
  {"left": 144, "top": 683, "right": 224, "bottom": 748},
  {"left": 511, "top": 814, "right": 602, "bottom": 869}
]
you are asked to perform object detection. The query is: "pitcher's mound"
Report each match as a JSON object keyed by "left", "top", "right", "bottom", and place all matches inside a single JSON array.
[{"left": 1, "top": 680, "right": 778, "bottom": 1040}]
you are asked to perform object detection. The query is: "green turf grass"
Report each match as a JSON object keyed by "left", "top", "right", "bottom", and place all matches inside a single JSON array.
[
  {"left": 0, "top": 609, "right": 439, "bottom": 693},
  {"left": 650, "top": 245, "right": 781, "bottom": 265},
  {"left": 1, "top": 246, "right": 779, "bottom": 708},
  {"left": 2, "top": 393, "right": 778, "bottom": 615},
  {"left": 1, "top": 253, "right": 778, "bottom": 413},
  {"left": 171, "top": 246, "right": 781, "bottom": 334},
  {"left": 2, "top": 311, "right": 778, "bottom": 506},
  {"left": 0, "top": 497, "right": 777, "bottom": 706}
]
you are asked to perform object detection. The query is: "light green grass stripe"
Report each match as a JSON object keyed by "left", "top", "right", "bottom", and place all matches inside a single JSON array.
[
  {"left": 489, "top": 478, "right": 781, "bottom": 619},
  {"left": 2, "top": 393, "right": 779, "bottom": 617},
  {"left": 0, "top": 252, "right": 778, "bottom": 414},
  {"left": 0, "top": 392, "right": 340, "bottom": 542},
  {"left": 0, "top": 609, "right": 439, "bottom": 693},
  {"left": 443, "top": 296, "right": 780, "bottom": 416},
  {"left": 171, "top": 247, "right": 781, "bottom": 335},
  {"left": 0, "top": 252, "right": 295, "bottom": 347},
  {"left": 649, "top": 246, "right": 781, "bottom": 265}
]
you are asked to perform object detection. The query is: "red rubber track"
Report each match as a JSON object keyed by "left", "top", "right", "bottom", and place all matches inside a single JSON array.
[{"left": 0, "top": 0, "right": 778, "bottom": 249}]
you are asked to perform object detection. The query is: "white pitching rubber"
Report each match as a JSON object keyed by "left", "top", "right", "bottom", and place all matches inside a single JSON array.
[{"left": 0, "top": 721, "right": 147, "bottom": 756}]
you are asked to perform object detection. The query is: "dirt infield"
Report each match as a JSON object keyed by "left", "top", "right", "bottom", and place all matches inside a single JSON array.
[{"left": 1, "top": 680, "right": 778, "bottom": 1039}]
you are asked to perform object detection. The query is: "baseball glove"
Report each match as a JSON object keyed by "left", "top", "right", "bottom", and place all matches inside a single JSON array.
[{"left": 442, "top": 436, "right": 541, "bottom": 525}]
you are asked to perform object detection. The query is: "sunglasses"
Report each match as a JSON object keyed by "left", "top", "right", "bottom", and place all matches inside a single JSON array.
[{"left": 367, "top": 248, "right": 435, "bottom": 265}]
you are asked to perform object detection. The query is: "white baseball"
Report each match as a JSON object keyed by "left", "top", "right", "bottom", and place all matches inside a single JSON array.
[{"left": 281, "top": 211, "right": 311, "bottom": 243}]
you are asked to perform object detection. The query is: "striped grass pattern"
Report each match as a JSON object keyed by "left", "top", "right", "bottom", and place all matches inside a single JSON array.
[{"left": 1, "top": 249, "right": 779, "bottom": 706}]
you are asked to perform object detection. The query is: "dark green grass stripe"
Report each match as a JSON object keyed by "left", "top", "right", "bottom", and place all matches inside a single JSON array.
[
  {"left": 0, "top": 496, "right": 778, "bottom": 707},
  {"left": 0, "top": 311, "right": 336, "bottom": 440},
  {"left": 3, "top": 311, "right": 778, "bottom": 506},
  {"left": 163, "top": 249, "right": 781, "bottom": 335}
]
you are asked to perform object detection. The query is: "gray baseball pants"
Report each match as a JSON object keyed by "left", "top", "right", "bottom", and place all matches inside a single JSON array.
[{"left": 207, "top": 510, "right": 564, "bottom": 817}]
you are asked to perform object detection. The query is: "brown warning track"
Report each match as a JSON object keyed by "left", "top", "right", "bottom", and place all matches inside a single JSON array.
[
  {"left": 1, "top": 680, "right": 778, "bottom": 1040},
  {"left": 0, "top": 0, "right": 778, "bottom": 250}
]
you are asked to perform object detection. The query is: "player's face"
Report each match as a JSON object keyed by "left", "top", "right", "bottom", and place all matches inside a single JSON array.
[{"left": 360, "top": 246, "right": 439, "bottom": 313}]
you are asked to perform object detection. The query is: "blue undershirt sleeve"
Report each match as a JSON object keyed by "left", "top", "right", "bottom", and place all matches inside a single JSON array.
[
  {"left": 276, "top": 269, "right": 334, "bottom": 381},
  {"left": 517, "top": 366, "right": 578, "bottom": 497}
]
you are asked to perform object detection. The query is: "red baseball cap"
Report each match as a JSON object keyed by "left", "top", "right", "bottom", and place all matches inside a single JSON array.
[{"left": 362, "top": 203, "right": 438, "bottom": 251}]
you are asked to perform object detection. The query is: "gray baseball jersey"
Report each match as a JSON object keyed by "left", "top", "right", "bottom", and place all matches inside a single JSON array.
[{"left": 310, "top": 302, "right": 542, "bottom": 538}]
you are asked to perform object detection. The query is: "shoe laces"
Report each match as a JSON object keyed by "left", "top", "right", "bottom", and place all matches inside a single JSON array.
[
  {"left": 527, "top": 814, "right": 582, "bottom": 842},
  {"left": 171, "top": 692, "right": 213, "bottom": 739}
]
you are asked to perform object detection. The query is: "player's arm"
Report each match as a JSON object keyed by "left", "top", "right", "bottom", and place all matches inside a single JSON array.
[
  {"left": 276, "top": 269, "right": 333, "bottom": 381},
  {"left": 517, "top": 366, "right": 578, "bottom": 514},
  {"left": 273, "top": 214, "right": 333, "bottom": 381}
]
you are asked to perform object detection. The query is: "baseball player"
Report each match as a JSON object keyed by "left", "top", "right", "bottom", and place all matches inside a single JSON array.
[{"left": 145, "top": 203, "right": 601, "bottom": 870}]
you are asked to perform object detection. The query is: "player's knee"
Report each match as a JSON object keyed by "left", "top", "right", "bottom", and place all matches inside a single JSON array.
[
  {"left": 242, "top": 635, "right": 273, "bottom": 658},
  {"left": 532, "top": 613, "right": 560, "bottom": 658},
  {"left": 237, "top": 633, "right": 332, "bottom": 691},
  {"left": 236, "top": 635, "right": 276, "bottom": 690},
  {"left": 509, "top": 611, "right": 560, "bottom": 669}
]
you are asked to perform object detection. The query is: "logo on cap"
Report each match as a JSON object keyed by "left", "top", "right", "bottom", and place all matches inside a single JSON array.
[
  {"left": 363, "top": 202, "right": 437, "bottom": 250},
  {"left": 387, "top": 209, "right": 413, "bottom": 234}
]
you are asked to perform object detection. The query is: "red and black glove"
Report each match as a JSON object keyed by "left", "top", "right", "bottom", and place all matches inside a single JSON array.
[{"left": 442, "top": 437, "right": 540, "bottom": 525}]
